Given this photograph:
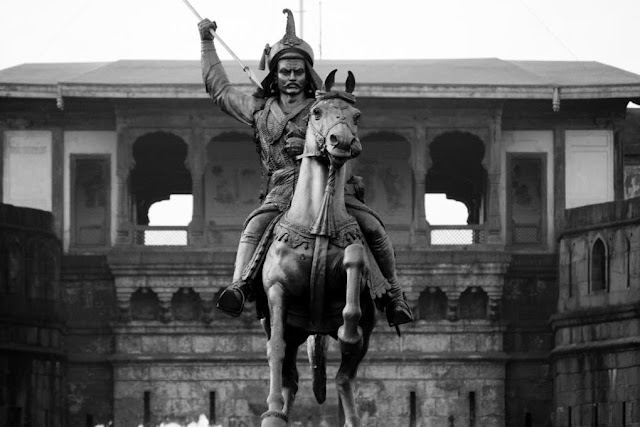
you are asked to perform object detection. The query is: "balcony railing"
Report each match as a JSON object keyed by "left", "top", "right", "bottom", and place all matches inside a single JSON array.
[
  {"left": 429, "top": 225, "right": 486, "bottom": 245},
  {"left": 134, "top": 226, "right": 189, "bottom": 246}
]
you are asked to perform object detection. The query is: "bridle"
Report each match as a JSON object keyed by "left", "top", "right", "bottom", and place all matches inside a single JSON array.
[{"left": 297, "top": 92, "right": 359, "bottom": 161}]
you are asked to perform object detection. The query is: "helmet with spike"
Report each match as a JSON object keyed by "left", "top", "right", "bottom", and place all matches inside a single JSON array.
[{"left": 258, "top": 9, "right": 322, "bottom": 95}]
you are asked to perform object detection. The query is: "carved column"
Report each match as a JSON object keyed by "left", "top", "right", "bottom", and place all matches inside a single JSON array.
[
  {"left": 156, "top": 291, "right": 174, "bottom": 324},
  {"left": 485, "top": 106, "right": 503, "bottom": 244},
  {"left": 485, "top": 279, "right": 504, "bottom": 321},
  {"left": 446, "top": 291, "right": 460, "bottom": 321},
  {"left": 115, "top": 126, "right": 134, "bottom": 245},
  {"left": 188, "top": 127, "right": 206, "bottom": 247},
  {"left": 488, "top": 298, "right": 501, "bottom": 320},
  {"left": 51, "top": 128, "right": 65, "bottom": 241},
  {"left": 410, "top": 127, "right": 428, "bottom": 246},
  {"left": 0, "top": 124, "right": 4, "bottom": 203},
  {"left": 402, "top": 281, "right": 422, "bottom": 313},
  {"left": 200, "top": 289, "right": 218, "bottom": 324},
  {"left": 115, "top": 283, "right": 134, "bottom": 323}
]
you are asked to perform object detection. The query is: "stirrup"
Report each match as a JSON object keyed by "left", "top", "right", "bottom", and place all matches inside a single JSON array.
[
  {"left": 385, "top": 297, "right": 414, "bottom": 327},
  {"left": 379, "top": 286, "right": 414, "bottom": 327},
  {"left": 216, "top": 280, "right": 251, "bottom": 317}
]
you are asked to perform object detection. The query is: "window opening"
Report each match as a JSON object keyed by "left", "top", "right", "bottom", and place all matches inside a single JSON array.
[
  {"left": 625, "top": 238, "right": 631, "bottom": 289},
  {"left": 469, "top": 391, "right": 476, "bottom": 427},
  {"left": 130, "top": 288, "right": 160, "bottom": 321},
  {"left": 425, "top": 194, "right": 471, "bottom": 244},
  {"left": 209, "top": 391, "right": 216, "bottom": 425},
  {"left": 568, "top": 406, "right": 572, "bottom": 426},
  {"left": 508, "top": 155, "right": 545, "bottom": 246},
  {"left": 71, "top": 155, "right": 110, "bottom": 247},
  {"left": 145, "top": 195, "right": 193, "bottom": 245},
  {"left": 591, "top": 238, "right": 607, "bottom": 292},
  {"left": 425, "top": 132, "right": 486, "bottom": 245},
  {"left": 409, "top": 391, "right": 417, "bottom": 427},
  {"left": 459, "top": 287, "right": 488, "bottom": 319},
  {"left": 417, "top": 287, "right": 448, "bottom": 320},
  {"left": 143, "top": 391, "right": 151, "bottom": 426},
  {"left": 131, "top": 132, "right": 192, "bottom": 246}
]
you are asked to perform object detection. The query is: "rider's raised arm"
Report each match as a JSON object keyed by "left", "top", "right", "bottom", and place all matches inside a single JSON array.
[{"left": 199, "top": 19, "right": 264, "bottom": 127}]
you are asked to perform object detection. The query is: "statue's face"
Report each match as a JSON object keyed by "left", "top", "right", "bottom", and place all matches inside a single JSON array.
[{"left": 276, "top": 58, "right": 307, "bottom": 96}]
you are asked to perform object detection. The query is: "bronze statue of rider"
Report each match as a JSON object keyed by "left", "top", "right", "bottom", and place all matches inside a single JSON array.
[{"left": 199, "top": 10, "right": 412, "bottom": 327}]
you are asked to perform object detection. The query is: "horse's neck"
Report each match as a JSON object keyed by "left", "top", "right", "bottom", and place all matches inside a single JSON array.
[{"left": 288, "top": 157, "right": 350, "bottom": 228}]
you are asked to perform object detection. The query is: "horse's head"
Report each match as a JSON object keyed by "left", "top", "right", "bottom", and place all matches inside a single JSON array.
[{"left": 305, "top": 70, "right": 361, "bottom": 168}]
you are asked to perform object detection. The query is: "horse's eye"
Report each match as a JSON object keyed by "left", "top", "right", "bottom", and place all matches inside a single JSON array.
[
  {"left": 312, "top": 107, "right": 322, "bottom": 118},
  {"left": 353, "top": 113, "right": 361, "bottom": 125}
]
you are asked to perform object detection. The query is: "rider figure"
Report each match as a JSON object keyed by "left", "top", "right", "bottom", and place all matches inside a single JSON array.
[{"left": 199, "top": 10, "right": 412, "bottom": 327}]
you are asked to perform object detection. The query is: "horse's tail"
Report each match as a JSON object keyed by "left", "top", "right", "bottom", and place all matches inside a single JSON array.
[{"left": 307, "top": 334, "right": 328, "bottom": 404}]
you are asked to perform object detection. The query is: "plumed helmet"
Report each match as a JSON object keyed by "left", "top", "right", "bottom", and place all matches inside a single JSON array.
[
  {"left": 258, "top": 9, "right": 322, "bottom": 94},
  {"left": 260, "top": 9, "right": 314, "bottom": 70}
]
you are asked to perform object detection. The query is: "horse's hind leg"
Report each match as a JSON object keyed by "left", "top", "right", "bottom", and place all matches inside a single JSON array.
[
  {"left": 337, "top": 244, "right": 366, "bottom": 427},
  {"left": 282, "top": 329, "right": 307, "bottom": 417},
  {"left": 261, "top": 283, "right": 288, "bottom": 427}
]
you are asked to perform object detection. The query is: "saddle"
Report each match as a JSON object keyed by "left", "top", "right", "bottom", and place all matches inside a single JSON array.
[{"left": 241, "top": 211, "right": 390, "bottom": 320}]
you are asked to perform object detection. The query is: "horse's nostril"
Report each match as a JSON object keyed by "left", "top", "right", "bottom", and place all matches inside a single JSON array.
[{"left": 330, "top": 134, "right": 338, "bottom": 145}]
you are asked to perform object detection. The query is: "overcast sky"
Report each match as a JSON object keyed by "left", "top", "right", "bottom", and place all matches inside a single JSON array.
[{"left": 1, "top": 0, "right": 639, "bottom": 75}]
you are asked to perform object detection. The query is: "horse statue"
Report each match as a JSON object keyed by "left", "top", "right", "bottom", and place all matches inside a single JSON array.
[{"left": 258, "top": 70, "right": 374, "bottom": 427}]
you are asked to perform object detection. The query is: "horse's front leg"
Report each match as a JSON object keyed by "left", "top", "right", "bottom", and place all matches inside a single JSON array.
[
  {"left": 262, "top": 283, "right": 289, "bottom": 427},
  {"left": 337, "top": 244, "right": 366, "bottom": 427}
]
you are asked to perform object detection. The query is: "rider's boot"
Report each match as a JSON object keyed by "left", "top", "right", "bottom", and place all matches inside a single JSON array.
[
  {"left": 370, "top": 234, "right": 414, "bottom": 327},
  {"left": 217, "top": 236, "right": 258, "bottom": 317}
]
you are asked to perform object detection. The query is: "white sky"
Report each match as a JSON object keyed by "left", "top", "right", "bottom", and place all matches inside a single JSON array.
[
  {"left": 1, "top": 0, "right": 640, "bottom": 75},
  {"left": 2, "top": 0, "right": 639, "bottom": 228}
]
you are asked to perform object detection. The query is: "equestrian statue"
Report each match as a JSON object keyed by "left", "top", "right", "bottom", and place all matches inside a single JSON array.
[{"left": 197, "top": 9, "right": 414, "bottom": 426}]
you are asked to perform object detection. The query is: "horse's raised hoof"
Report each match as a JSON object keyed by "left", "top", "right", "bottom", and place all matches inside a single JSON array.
[
  {"left": 216, "top": 282, "right": 248, "bottom": 317},
  {"left": 261, "top": 410, "right": 288, "bottom": 426}
]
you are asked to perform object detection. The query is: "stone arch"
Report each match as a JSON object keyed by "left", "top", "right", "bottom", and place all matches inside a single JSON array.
[
  {"left": 130, "top": 132, "right": 192, "bottom": 225},
  {"left": 205, "top": 131, "right": 259, "bottom": 225},
  {"left": 130, "top": 288, "right": 160, "bottom": 321},
  {"left": 459, "top": 286, "right": 488, "bottom": 319},
  {"left": 350, "top": 131, "right": 411, "bottom": 220},
  {"left": 416, "top": 287, "right": 448, "bottom": 320},
  {"left": 172, "top": 288, "right": 202, "bottom": 321},
  {"left": 590, "top": 235, "right": 608, "bottom": 292},
  {"left": 425, "top": 131, "right": 487, "bottom": 224}
]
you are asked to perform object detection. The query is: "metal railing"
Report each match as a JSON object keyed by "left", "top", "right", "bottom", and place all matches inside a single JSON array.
[
  {"left": 429, "top": 225, "right": 486, "bottom": 245},
  {"left": 134, "top": 226, "right": 189, "bottom": 246}
]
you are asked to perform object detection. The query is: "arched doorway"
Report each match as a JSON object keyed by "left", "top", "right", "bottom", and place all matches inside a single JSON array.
[
  {"left": 130, "top": 132, "right": 192, "bottom": 245},
  {"left": 425, "top": 131, "right": 487, "bottom": 244}
]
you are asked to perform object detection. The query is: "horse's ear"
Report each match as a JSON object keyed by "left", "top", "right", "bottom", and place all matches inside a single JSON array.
[
  {"left": 324, "top": 69, "right": 337, "bottom": 92},
  {"left": 346, "top": 71, "right": 356, "bottom": 94}
]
